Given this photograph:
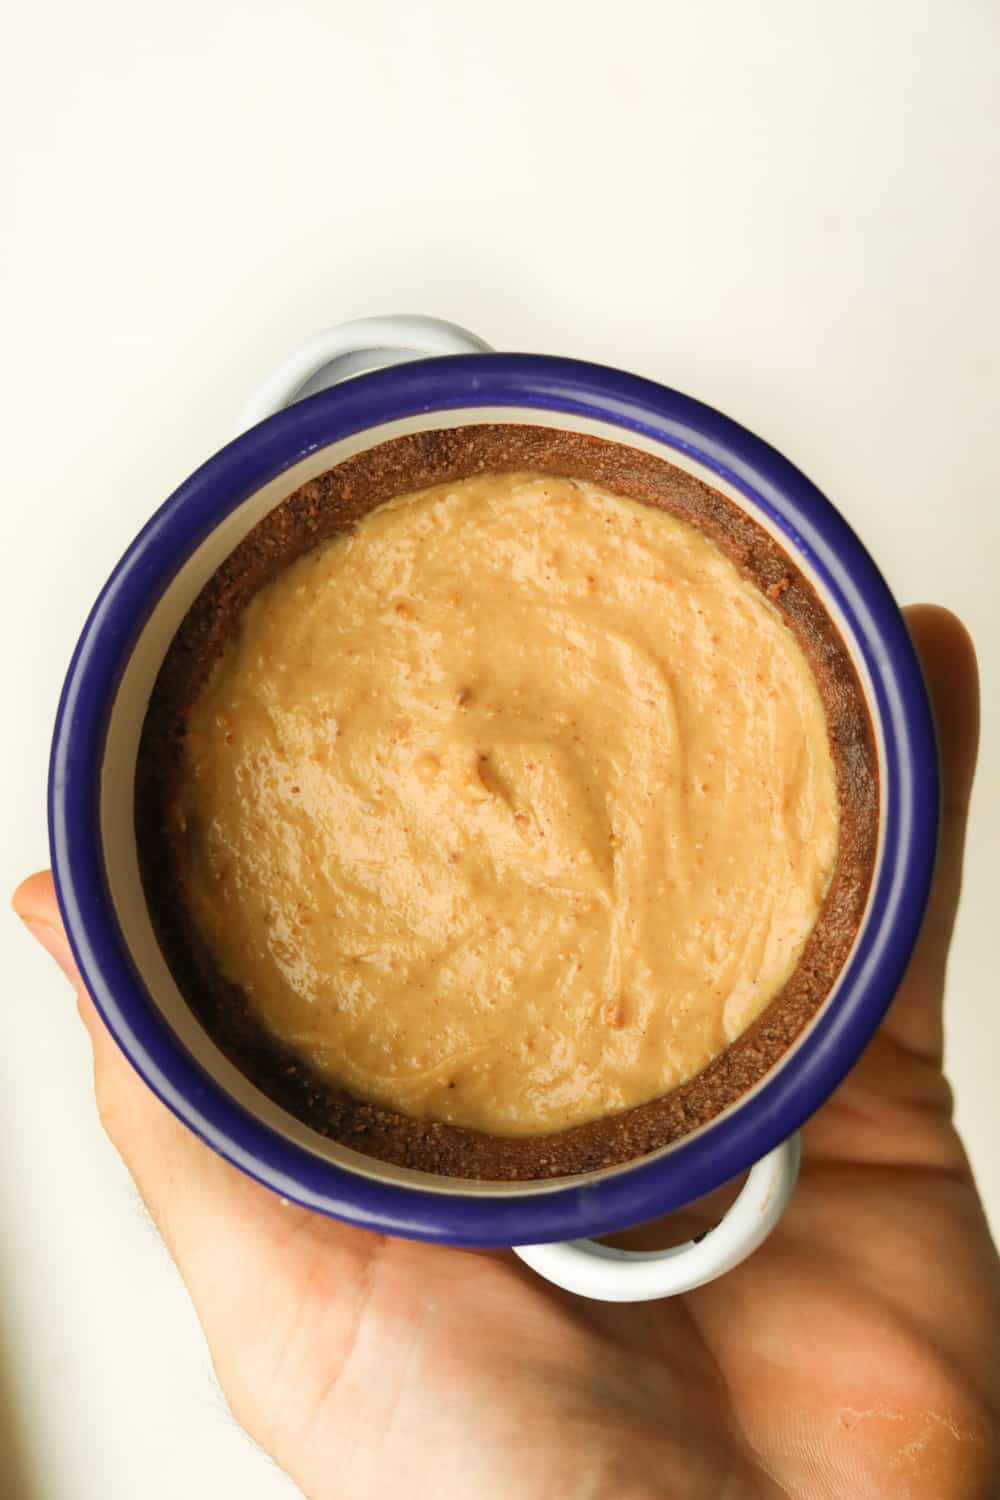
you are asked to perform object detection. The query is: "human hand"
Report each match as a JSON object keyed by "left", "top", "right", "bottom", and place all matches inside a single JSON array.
[{"left": 14, "top": 605, "right": 1000, "bottom": 1499}]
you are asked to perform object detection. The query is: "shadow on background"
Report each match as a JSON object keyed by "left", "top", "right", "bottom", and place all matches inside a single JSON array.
[{"left": 0, "top": 1294, "right": 44, "bottom": 1500}]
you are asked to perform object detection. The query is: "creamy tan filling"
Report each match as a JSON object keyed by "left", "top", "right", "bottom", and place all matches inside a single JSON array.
[{"left": 172, "top": 472, "right": 839, "bottom": 1136}]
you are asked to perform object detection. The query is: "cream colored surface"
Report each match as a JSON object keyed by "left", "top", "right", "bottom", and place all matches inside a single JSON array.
[
  {"left": 176, "top": 474, "right": 838, "bottom": 1134},
  {"left": 3, "top": 4, "right": 997, "bottom": 1496}
]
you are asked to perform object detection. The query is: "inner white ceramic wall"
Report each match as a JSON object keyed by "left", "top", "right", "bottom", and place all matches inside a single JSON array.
[{"left": 100, "top": 408, "right": 886, "bottom": 1196}]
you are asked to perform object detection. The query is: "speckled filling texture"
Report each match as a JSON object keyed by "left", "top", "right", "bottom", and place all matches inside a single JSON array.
[{"left": 135, "top": 426, "right": 878, "bottom": 1181}]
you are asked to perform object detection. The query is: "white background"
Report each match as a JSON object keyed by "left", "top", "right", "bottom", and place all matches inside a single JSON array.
[{"left": 2, "top": 2, "right": 998, "bottom": 1495}]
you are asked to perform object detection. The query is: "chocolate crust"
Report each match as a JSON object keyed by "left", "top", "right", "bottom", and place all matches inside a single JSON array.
[{"left": 135, "top": 425, "right": 878, "bottom": 1181}]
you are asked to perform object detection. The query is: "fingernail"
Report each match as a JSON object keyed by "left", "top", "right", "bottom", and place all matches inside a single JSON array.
[{"left": 18, "top": 915, "right": 78, "bottom": 986}]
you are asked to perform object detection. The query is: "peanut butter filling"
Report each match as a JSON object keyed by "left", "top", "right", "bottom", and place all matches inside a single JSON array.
[{"left": 171, "top": 472, "right": 839, "bottom": 1136}]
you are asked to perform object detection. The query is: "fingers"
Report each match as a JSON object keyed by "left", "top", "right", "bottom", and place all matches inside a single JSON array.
[
  {"left": 906, "top": 605, "right": 981, "bottom": 935},
  {"left": 881, "top": 606, "right": 980, "bottom": 1061}
]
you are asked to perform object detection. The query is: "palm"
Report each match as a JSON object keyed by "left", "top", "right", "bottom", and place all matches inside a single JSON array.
[
  {"left": 121, "top": 991, "right": 997, "bottom": 1500},
  {"left": 15, "top": 607, "right": 1000, "bottom": 1498}
]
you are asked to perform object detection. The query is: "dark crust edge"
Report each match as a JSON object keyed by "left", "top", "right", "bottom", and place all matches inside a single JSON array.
[{"left": 135, "top": 424, "right": 878, "bottom": 1181}]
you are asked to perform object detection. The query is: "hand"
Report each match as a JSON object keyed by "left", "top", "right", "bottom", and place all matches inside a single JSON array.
[{"left": 14, "top": 605, "right": 1000, "bottom": 1500}]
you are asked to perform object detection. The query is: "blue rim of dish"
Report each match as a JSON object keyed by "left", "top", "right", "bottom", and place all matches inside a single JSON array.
[{"left": 48, "top": 354, "right": 939, "bottom": 1248}]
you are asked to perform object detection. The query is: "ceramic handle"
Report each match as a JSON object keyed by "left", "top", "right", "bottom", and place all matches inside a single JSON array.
[
  {"left": 234, "top": 313, "right": 493, "bottom": 434},
  {"left": 514, "top": 1134, "right": 801, "bottom": 1302}
]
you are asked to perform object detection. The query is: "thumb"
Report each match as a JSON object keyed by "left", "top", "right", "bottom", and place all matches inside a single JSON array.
[
  {"left": 12, "top": 871, "right": 106, "bottom": 1046},
  {"left": 13, "top": 871, "right": 80, "bottom": 989},
  {"left": 12, "top": 869, "right": 175, "bottom": 1163},
  {"left": 11, "top": 869, "right": 270, "bottom": 1258},
  {"left": 13, "top": 872, "right": 131, "bottom": 1069}
]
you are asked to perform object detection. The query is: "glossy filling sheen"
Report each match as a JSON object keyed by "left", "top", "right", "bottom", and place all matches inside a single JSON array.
[{"left": 171, "top": 472, "right": 839, "bottom": 1135}]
